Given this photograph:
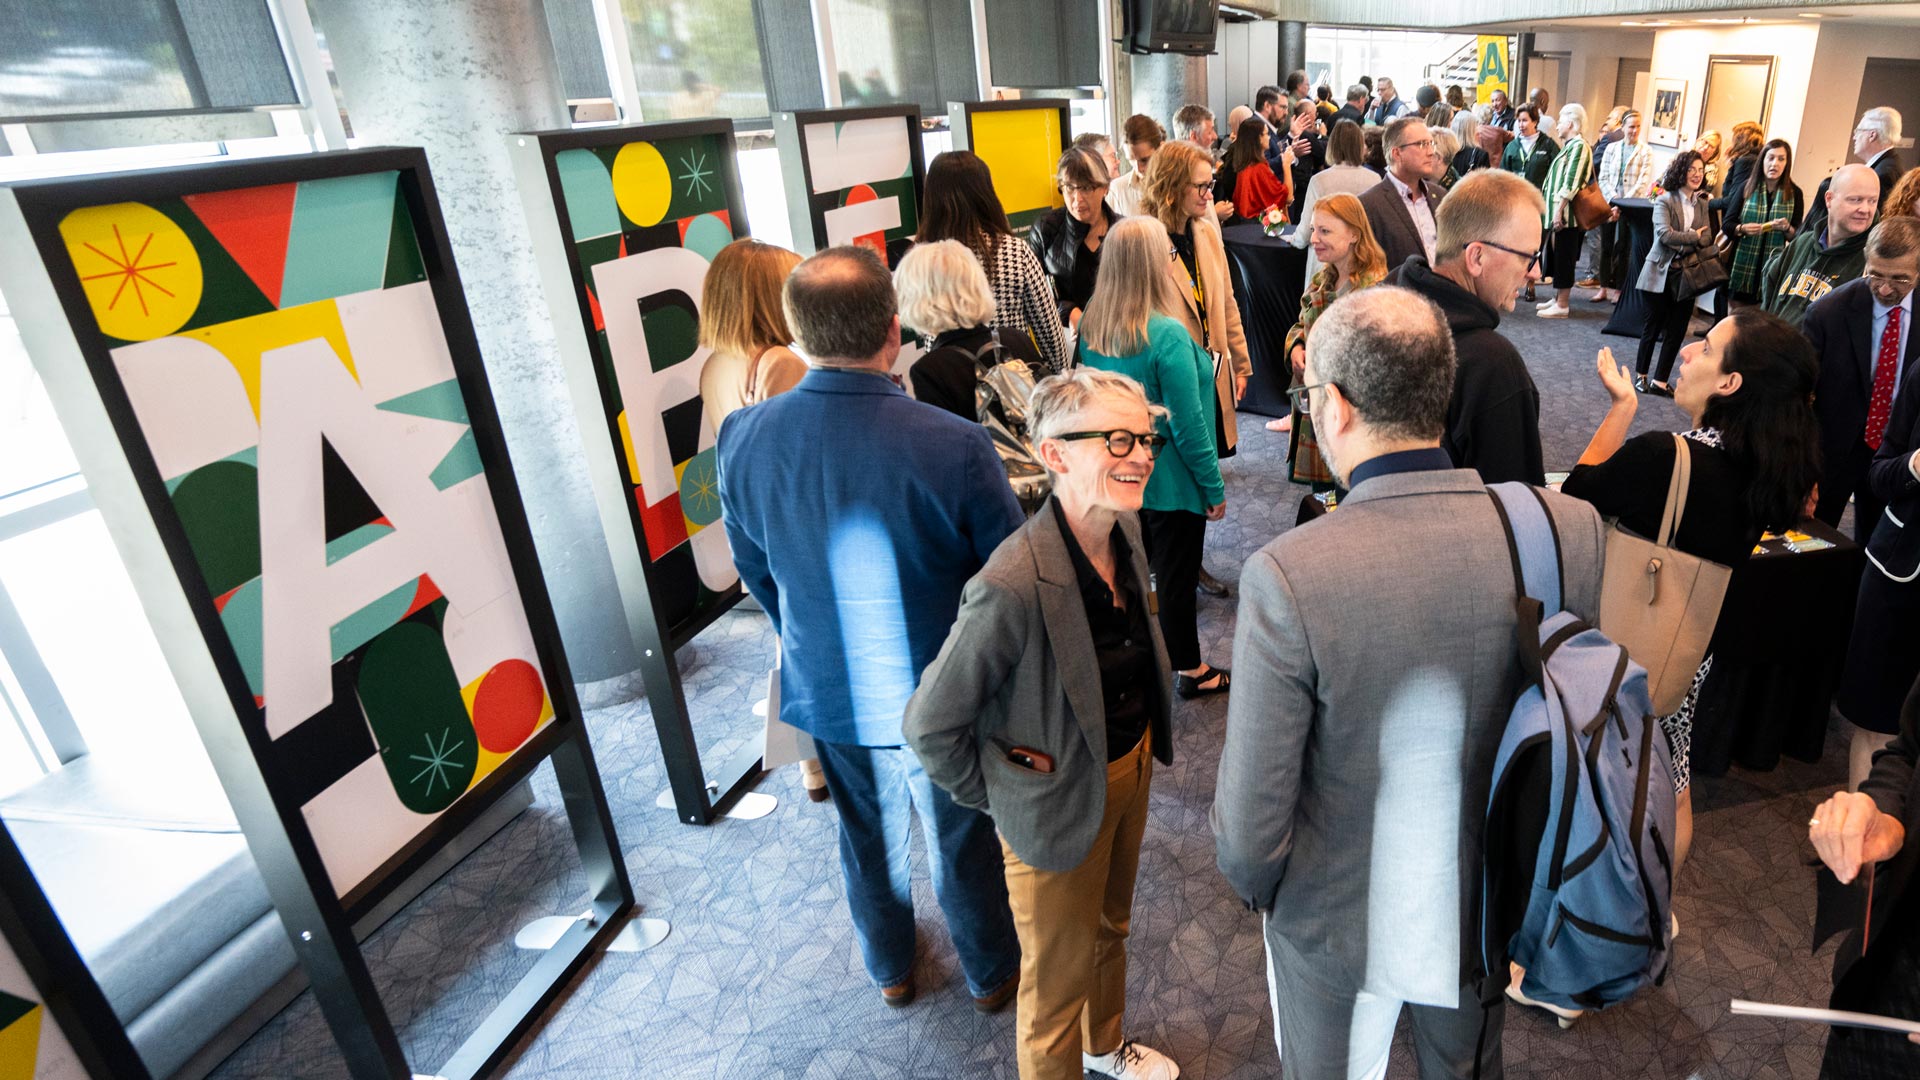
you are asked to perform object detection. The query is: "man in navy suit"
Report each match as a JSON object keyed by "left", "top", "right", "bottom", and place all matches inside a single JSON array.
[
  {"left": 718, "top": 246, "right": 1023, "bottom": 1011},
  {"left": 1806, "top": 217, "right": 1920, "bottom": 543}
]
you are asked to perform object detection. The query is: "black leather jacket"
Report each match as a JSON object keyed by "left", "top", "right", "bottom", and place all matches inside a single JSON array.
[{"left": 1026, "top": 201, "right": 1118, "bottom": 326}]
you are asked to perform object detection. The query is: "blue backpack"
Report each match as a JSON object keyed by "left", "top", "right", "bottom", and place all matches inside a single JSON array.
[{"left": 1479, "top": 483, "right": 1677, "bottom": 1013}]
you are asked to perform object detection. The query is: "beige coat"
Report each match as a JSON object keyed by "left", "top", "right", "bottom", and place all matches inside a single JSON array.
[{"left": 1162, "top": 214, "right": 1251, "bottom": 449}]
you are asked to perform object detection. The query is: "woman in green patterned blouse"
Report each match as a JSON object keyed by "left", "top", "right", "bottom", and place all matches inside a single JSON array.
[{"left": 1537, "top": 103, "right": 1594, "bottom": 319}]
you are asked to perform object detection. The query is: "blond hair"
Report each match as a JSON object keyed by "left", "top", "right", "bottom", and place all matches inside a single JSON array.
[
  {"left": 1078, "top": 216, "right": 1186, "bottom": 357},
  {"left": 1143, "top": 140, "right": 1213, "bottom": 234},
  {"left": 1434, "top": 169, "right": 1545, "bottom": 264},
  {"left": 699, "top": 239, "right": 803, "bottom": 358},
  {"left": 894, "top": 239, "right": 995, "bottom": 336}
]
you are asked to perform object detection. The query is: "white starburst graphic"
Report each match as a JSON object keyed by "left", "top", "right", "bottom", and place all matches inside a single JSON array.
[
  {"left": 407, "top": 727, "right": 469, "bottom": 794},
  {"left": 677, "top": 149, "right": 714, "bottom": 198}
]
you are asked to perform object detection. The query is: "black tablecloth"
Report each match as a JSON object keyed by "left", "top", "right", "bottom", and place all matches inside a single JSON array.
[
  {"left": 1602, "top": 199, "right": 1655, "bottom": 339},
  {"left": 1222, "top": 222, "right": 1308, "bottom": 418},
  {"left": 1690, "top": 517, "right": 1864, "bottom": 777}
]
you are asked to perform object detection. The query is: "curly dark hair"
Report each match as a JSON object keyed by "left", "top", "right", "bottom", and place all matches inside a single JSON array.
[{"left": 1660, "top": 150, "right": 1704, "bottom": 193}]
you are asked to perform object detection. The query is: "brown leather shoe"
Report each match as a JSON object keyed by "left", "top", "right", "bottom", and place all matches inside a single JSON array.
[
  {"left": 972, "top": 971, "right": 1019, "bottom": 1013},
  {"left": 806, "top": 783, "right": 831, "bottom": 803},
  {"left": 881, "top": 978, "right": 915, "bottom": 1008}
]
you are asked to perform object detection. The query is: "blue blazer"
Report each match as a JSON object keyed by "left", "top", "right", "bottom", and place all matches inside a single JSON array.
[{"left": 717, "top": 367, "right": 1024, "bottom": 746}]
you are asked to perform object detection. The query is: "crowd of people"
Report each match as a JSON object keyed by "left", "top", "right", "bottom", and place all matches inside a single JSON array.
[{"left": 699, "top": 71, "right": 1920, "bottom": 1079}]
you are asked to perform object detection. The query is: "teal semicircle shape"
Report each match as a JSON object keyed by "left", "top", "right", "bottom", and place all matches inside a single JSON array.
[{"left": 556, "top": 149, "right": 621, "bottom": 242}]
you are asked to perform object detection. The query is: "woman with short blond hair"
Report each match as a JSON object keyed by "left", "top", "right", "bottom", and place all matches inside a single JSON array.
[{"left": 1076, "top": 216, "right": 1229, "bottom": 700}]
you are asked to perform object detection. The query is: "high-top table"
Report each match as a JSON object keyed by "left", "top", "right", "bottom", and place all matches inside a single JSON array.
[
  {"left": 1221, "top": 222, "right": 1308, "bottom": 418},
  {"left": 1602, "top": 198, "right": 1656, "bottom": 339}
]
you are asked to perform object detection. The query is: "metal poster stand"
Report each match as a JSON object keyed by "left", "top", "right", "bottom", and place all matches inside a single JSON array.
[
  {"left": 510, "top": 120, "right": 771, "bottom": 826},
  {"left": 0, "top": 149, "right": 634, "bottom": 1079}
]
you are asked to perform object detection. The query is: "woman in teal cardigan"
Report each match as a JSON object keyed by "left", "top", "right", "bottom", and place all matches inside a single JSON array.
[{"left": 1076, "top": 215, "right": 1230, "bottom": 697}]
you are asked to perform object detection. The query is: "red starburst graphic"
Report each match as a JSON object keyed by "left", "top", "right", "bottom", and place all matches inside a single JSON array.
[{"left": 78, "top": 223, "right": 177, "bottom": 315}]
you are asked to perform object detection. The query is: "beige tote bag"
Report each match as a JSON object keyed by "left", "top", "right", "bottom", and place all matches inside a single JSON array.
[{"left": 1598, "top": 435, "right": 1734, "bottom": 716}]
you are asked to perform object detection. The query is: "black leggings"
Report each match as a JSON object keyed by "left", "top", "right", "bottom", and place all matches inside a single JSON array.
[
  {"left": 1548, "top": 226, "right": 1586, "bottom": 290},
  {"left": 1635, "top": 287, "right": 1695, "bottom": 383},
  {"left": 1141, "top": 508, "right": 1205, "bottom": 670}
]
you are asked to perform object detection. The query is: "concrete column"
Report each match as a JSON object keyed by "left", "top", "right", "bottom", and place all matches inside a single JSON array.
[
  {"left": 311, "top": 0, "right": 640, "bottom": 691},
  {"left": 1512, "top": 33, "right": 1534, "bottom": 111},
  {"left": 1279, "top": 20, "right": 1307, "bottom": 88},
  {"left": 1129, "top": 51, "right": 1209, "bottom": 134}
]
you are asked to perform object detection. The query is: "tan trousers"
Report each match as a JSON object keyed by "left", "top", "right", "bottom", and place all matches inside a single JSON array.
[{"left": 1001, "top": 732, "right": 1153, "bottom": 1080}]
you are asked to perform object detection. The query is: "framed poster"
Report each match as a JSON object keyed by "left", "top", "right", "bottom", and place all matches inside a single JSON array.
[
  {"left": 1650, "top": 77, "right": 1686, "bottom": 149},
  {"left": 774, "top": 105, "right": 926, "bottom": 257},
  {"left": 510, "top": 120, "right": 767, "bottom": 825},
  {"left": 1701, "top": 56, "right": 1775, "bottom": 136},
  {"left": 0, "top": 148, "right": 631, "bottom": 1079},
  {"left": 947, "top": 99, "right": 1071, "bottom": 233}
]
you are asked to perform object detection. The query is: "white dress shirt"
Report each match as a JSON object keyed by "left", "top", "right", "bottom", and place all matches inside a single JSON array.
[
  {"left": 1872, "top": 287, "right": 1914, "bottom": 402},
  {"left": 1386, "top": 170, "right": 1439, "bottom": 264}
]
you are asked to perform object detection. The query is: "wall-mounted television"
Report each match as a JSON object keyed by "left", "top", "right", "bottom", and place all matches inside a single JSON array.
[{"left": 1122, "top": 0, "right": 1219, "bottom": 57}]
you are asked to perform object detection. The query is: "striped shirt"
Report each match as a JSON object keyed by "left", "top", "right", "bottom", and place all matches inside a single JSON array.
[{"left": 1541, "top": 134, "right": 1593, "bottom": 228}]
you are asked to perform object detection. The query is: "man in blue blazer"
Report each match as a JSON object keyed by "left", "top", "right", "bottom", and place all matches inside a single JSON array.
[
  {"left": 1805, "top": 218, "right": 1920, "bottom": 543},
  {"left": 718, "top": 246, "right": 1024, "bottom": 1011}
]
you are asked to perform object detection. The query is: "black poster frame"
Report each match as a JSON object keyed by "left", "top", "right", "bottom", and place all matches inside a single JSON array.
[
  {"left": 772, "top": 105, "right": 927, "bottom": 256},
  {"left": 1, "top": 148, "right": 633, "bottom": 1079},
  {"left": 509, "top": 119, "right": 765, "bottom": 825}
]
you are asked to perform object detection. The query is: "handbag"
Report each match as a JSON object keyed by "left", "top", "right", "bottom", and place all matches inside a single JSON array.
[
  {"left": 1670, "top": 245, "right": 1729, "bottom": 301},
  {"left": 1572, "top": 181, "right": 1611, "bottom": 231},
  {"left": 1597, "top": 435, "right": 1733, "bottom": 716}
]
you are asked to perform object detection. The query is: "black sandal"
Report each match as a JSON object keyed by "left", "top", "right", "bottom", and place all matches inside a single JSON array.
[{"left": 1176, "top": 665, "right": 1231, "bottom": 699}]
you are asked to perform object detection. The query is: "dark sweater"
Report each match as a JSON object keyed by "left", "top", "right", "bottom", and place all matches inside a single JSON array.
[
  {"left": 908, "top": 326, "right": 1045, "bottom": 422},
  {"left": 1562, "top": 432, "right": 1761, "bottom": 568},
  {"left": 1761, "top": 223, "right": 1871, "bottom": 329},
  {"left": 1387, "top": 256, "right": 1546, "bottom": 486}
]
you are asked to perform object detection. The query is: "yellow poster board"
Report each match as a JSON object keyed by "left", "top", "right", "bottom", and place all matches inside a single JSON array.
[
  {"left": 959, "top": 104, "right": 1067, "bottom": 231},
  {"left": 1476, "top": 36, "right": 1511, "bottom": 105}
]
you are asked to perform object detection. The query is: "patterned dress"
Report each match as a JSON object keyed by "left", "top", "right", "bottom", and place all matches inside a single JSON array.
[
  {"left": 1282, "top": 264, "right": 1383, "bottom": 487},
  {"left": 983, "top": 236, "right": 1071, "bottom": 374}
]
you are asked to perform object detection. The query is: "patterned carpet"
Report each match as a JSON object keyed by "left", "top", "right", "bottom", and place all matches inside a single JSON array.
[{"left": 208, "top": 294, "right": 1856, "bottom": 1079}]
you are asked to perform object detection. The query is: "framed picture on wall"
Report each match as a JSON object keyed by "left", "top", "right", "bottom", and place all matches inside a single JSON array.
[
  {"left": 1650, "top": 77, "right": 1686, "bottom": 148},
  {"left": 1701, "top": 56, "right": 1775, "bottom": 138}
]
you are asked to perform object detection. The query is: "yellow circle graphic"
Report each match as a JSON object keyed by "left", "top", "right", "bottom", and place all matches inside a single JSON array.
[
  {"left": 59, "top": 202, "right": 205, "bottom": 342},
  {"left": 611, "top": 142, "right": 673, "bottom": 227}
]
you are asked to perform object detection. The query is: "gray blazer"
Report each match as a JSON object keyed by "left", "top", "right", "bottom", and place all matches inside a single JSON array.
[
  {"left": 1636, "top": 190, "right": 1712, "bottom": 294},
  {"left": 905, "top": 505, "right": 1173, "bottom": 873},
  {"left": 1211, "top": 467, "right": 1605, "bottom": 1006}
]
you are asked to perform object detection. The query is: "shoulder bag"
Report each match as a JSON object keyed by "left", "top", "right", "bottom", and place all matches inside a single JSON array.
[
  {"left": 1597, "top": 435, "right": 1734, "bottom": 715},
  {"left": 1572, "top": 181, "right": 1611, "bottom": 231}
]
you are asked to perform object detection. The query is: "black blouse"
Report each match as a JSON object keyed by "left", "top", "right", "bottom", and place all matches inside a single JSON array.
[
  {"left": 1562, "top": 431, "right": 1762, "bottom": 568},
  {"left": 907, "top": 325, "right": 1045, "bottom": 422},
  {"left": 1053, "top": 501, "right": 1153, "bottom": 761}
]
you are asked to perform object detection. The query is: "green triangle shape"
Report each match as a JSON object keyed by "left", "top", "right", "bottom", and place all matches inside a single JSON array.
[{"left": 375, "top": 377, "right": 468, "bottom": 424}]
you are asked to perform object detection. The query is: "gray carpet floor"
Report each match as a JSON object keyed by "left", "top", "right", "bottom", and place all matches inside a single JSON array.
[{"left": 208, "top": 294, "right": 1858, "bottom": 1079}]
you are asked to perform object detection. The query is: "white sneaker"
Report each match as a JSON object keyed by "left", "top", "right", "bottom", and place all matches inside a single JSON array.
[
  {"left": 1506, "top": 976, "right": 1584, "bottom": 1029},
  {"left": 1536, "top": 302, "right": 1570, "bottom": 318},
  {"left": 1084, "top": 1039, "right": 1180, "bottom": 1080}
]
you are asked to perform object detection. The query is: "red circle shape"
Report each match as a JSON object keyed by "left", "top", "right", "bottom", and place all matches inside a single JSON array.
[{"left": 472, "top": 659, "right": 545, "bottom": 753}]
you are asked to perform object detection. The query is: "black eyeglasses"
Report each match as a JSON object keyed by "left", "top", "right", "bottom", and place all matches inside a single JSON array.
[
  {"left": 1287, "top": 381, "right": 1337, "bottom": 410},
  {"left": 1466, "top": 239, "right": 1542, "bottom": 274},
  {"left": 1056, "top": 430, "right": 1163, "bottom": 459}
]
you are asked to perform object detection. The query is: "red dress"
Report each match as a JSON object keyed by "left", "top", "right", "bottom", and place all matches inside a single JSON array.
[{"left": 1232, "top": 160, "right": 1290, "bottom": 221}]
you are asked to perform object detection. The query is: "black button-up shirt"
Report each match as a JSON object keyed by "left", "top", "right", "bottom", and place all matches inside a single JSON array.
[{"left": 1053, "top": 500, "right": 1154, "bottom": 761}]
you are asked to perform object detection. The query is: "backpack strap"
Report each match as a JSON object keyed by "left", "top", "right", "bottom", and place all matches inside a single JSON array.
[{"left": 1487, "top": 482, "right": 1564, "bottom": 616}]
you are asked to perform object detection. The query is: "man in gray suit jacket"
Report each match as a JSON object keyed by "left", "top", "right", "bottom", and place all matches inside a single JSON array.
[
  {"left": 1358, "top": 116, "right": 1447, "bottom": 274},
  {"left": 1212, "top": 286, "right": 1606, "bottom": 1079}
]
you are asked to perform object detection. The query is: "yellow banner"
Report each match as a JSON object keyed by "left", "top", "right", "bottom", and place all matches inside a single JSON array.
[{"left": 1476, "top": 36, "right": 1510, "bottom": 105}]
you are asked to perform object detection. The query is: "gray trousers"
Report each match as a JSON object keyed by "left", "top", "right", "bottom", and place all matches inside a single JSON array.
[{"left": 1264, "top": 928, "right": 1505, "bottom": 1080}]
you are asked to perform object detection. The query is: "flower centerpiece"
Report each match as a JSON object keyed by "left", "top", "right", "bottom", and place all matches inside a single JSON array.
[{"left": 1259, "top": 204, "right": 1288, "bottom": 238}]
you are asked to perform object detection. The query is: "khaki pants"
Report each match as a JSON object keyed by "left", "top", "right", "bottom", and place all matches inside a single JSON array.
[{"left": 1001, "top": 732, "right": 1153, "bottom": 1080}]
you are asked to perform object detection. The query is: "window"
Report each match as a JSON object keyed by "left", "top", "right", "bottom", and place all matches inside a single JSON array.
[
  {"left": 828, "top": 0, "right": 978, "bottom": 116},
  {"left": 623, "top": 0, "right": 774, "bottom": 121},
  {"left": 0, "top": 0, "right": 298, "bottom": 122}
]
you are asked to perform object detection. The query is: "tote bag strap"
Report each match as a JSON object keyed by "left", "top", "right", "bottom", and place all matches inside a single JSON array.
[{"left": 1656, "top": 434, "right": 1693, "bottom": 548}]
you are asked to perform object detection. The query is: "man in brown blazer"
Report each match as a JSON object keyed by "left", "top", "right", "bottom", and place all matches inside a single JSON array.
[{"left": 1359, "top": 116, "right": 1448, "bottom": 275}]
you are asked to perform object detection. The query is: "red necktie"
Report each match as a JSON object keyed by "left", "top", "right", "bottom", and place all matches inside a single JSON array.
[{"left": 1867, "top": 305, "right": 1902, "bottom": 450}]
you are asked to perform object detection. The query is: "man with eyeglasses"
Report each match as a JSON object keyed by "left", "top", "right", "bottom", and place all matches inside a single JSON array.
[
  {"left": 1358, "top": 116, "right": 1446, "bottom": 273},
  {"left": 1765, "top": 164, "right": 1882, "bottom": 330},
  {"left": 1805, "top": 107, "right": 1905, "bottom": 238},
  {"left": 1215, "top": 285, "right": 1606, "bottom": 1080},
  {"left": 1806, "top": 216, "right": 1920, "bottom": 544},
  {"left": 1383, "top": 168, "right": 1548, "bottom": 486}
]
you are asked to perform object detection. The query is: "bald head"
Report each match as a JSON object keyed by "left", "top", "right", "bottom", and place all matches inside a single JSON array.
[
  {"left": 783, "top": 246, "right": 897, "bottom": 366},
  {"left": 1305, "top": 286, "right": 1457, "bottom": 444},
  {"left": 1227, "top": 105, "right": 1253, "bottom": 133},
  {"left": 1828, "top": 163, "right": 1883, "bottom": 244}
]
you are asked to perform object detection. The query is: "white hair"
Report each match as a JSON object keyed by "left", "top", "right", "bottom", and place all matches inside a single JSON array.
[
  {"left": 1029, "top": 368, "right": 1168, "bottom": 447},
  {"left": 1558, "top": 103, "right": 1588, "bottom": 139},
  {"left": 894, "top": 239, "right": 995, "bottom": 337},
  {"left": 1861, "top": 106, "right": 1904, "bottom": 145}
]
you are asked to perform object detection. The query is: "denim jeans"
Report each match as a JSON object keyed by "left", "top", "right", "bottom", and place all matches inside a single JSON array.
[{"left": 812, "top": 739, "right": 1020, "bottom": 997}]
